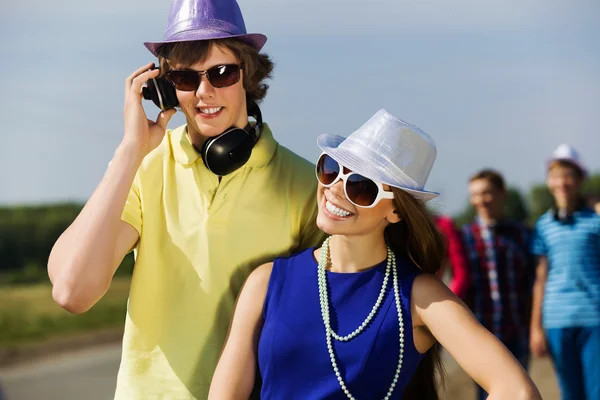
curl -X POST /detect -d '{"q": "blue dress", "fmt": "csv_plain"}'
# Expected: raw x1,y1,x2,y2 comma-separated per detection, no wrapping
258,248,426,399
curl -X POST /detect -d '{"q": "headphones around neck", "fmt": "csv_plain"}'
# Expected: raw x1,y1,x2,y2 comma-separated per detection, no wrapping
142,72,264,176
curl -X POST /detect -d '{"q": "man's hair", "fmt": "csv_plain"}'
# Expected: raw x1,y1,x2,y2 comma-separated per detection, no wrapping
548,159,585,180
469,169,506,192
157,38,274,103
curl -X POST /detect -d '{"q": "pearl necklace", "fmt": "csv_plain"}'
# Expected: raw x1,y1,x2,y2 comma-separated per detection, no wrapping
318,237,405,400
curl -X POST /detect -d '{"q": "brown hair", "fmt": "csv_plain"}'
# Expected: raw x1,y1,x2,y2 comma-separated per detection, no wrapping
548,159,585,180
157,38,274,103
384,188,446,400
469,168,506,192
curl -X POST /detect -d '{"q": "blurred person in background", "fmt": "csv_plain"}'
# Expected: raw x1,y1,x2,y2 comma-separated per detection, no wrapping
462,169,536,400
435,214,469,299
530,144,600,400
47,0,325,398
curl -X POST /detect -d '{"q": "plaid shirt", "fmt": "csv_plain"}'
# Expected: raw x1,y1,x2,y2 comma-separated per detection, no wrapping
462,219,535,348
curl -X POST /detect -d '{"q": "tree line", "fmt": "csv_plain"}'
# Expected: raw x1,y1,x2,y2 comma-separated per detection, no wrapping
1,173,598,285
0,203,133,285
452,173,600,227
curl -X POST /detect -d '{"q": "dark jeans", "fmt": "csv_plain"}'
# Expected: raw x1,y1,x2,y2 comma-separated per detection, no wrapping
546,326,600,400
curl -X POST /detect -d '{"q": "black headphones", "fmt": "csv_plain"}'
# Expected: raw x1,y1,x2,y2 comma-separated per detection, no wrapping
551,198,586,224
552,208,572,224
142,74,264,176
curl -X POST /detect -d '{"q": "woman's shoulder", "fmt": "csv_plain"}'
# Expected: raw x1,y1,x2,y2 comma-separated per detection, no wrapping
244,262,275,298
411,273,457,306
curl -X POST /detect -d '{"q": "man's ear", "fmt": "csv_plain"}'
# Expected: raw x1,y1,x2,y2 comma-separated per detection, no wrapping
387,209,402,224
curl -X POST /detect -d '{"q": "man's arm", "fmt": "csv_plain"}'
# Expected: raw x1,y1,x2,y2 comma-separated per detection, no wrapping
48,144,143,314
48,64,176,314
530,256,549,357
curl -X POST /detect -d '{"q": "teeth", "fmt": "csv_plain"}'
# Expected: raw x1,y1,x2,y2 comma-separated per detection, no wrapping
199,107,222,115
326,201,352,217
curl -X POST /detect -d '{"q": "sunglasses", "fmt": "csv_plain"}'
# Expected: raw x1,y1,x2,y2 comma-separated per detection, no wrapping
316,153,394,208
167,64,244,91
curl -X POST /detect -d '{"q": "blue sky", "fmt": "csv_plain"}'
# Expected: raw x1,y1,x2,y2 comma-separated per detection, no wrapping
1,0,599,214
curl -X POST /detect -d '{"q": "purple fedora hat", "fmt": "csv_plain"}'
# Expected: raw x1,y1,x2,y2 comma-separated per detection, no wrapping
144,0,267,57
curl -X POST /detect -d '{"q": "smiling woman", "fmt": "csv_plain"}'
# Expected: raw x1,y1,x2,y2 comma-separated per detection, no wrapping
209,109,542,400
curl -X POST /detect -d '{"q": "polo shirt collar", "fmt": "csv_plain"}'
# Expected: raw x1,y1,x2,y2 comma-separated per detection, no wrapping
171,123,277,169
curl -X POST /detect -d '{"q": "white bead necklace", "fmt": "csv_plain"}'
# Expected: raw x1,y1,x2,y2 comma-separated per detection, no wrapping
318,236,405,400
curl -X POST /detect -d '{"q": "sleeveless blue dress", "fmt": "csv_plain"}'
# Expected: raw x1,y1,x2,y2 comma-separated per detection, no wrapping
258,248,426,399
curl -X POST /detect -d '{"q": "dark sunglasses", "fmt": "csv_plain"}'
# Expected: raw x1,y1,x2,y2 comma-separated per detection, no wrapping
316,153,394,208
167,64,244,91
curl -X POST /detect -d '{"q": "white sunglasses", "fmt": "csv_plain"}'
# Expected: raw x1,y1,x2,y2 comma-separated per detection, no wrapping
316,153,395,208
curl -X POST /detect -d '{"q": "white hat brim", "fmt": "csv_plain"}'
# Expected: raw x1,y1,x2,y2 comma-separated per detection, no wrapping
317,134,439,203
547,157,588,178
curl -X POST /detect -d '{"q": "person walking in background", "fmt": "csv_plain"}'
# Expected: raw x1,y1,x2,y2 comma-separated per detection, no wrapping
530,144,600,400
47,0,325,398
462,169,536,400
435,215,469,299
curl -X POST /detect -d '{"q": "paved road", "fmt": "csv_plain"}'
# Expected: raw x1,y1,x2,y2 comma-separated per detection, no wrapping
0,345,120,400
441,351,560,400
0,345,559,399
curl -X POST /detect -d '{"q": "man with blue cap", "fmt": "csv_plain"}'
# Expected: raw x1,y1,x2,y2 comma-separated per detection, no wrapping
47,0,325,398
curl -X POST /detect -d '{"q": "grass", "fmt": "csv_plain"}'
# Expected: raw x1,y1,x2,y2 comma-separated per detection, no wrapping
0,277,131,348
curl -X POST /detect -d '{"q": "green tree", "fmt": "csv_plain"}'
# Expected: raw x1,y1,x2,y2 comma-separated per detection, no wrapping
0,203,134,285
527,184,554,224
505,188,528,224
582,173,600,197
453,187,528,228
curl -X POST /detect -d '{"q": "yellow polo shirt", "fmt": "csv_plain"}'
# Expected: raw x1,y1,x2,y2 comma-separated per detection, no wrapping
114,123,325,399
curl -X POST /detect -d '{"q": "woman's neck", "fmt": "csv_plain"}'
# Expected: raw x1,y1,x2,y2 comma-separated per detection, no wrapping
325,234,388,273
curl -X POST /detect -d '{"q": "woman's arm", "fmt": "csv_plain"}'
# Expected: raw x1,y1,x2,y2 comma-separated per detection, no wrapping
412,274,541,400
208,263,273,400
530,256,548,357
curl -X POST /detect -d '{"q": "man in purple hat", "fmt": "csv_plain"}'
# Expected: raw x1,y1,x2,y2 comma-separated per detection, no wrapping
47,0,325,398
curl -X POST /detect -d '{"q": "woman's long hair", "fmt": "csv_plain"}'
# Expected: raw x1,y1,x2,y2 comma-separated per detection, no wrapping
384,187,446,400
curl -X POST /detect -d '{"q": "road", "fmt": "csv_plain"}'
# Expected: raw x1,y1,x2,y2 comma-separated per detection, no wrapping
0,344,559,399
0,345,120,400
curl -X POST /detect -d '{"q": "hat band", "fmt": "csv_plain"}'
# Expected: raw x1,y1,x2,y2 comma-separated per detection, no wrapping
164,18,245,40
336,139,423,189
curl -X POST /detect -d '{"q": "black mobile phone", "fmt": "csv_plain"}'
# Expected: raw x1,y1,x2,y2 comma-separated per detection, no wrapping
142,69,179,110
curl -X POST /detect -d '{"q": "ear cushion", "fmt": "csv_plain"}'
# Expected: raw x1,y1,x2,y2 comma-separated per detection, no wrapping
201,128,253,176
155,78,179,110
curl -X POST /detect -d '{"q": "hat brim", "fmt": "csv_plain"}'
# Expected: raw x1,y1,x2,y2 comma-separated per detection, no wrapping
547,157,588,178
144,32,267,57
317,134,439,203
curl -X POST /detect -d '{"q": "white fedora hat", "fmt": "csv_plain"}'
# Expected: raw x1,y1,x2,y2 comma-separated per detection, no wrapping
317,109,439,202
547,143,588,177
